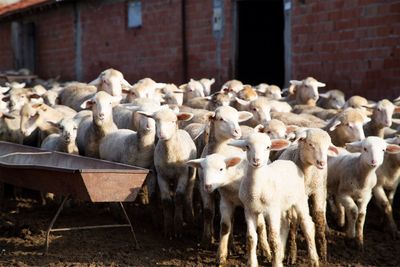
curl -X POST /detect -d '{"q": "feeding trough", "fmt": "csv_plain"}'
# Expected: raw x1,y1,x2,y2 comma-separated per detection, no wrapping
0,141,149,254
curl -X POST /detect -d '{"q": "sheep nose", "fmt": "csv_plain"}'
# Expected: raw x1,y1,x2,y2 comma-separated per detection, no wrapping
371,160,376,165
317,160,325,166
98,113,105,120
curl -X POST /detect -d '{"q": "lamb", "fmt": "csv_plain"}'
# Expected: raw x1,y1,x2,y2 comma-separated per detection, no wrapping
255,84,282,100
221,79,244,93
198,106,253,247
199,78,215,96
323,108,369,147
180,79,206,103
41,118,79,154
229,132,319,267
89,68,132,96
76,91,119,158
235,97,272,126
279,128,339,262
5,87,42,112
58,82,98,111
327,137,400,250
158,84,184,106
124,78,166,102
363,99,400,138
289,77,326,106
318,89,345,109
373,135,400,238
186,91,230,111
187,153,272,265
138,108,197,238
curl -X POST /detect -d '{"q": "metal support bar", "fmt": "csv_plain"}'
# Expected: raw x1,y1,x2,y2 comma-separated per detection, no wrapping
43,196,140,255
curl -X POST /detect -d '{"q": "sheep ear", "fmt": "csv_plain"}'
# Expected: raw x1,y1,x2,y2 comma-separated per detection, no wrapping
238,111,253,122
363,116,371,124
384,136,398,144
394,106,400,113
254,124,265,133
173,90,184,94
271,139,290,151
179,84,187,90
122,88,131,94
329,120,342,131
31,103,43,109
120,78,132,88
186,158,203,169
28,93,41,99
0,86,10,94
204,111,216,121
225,157,242,168
177,112,194,121
46,121,60,128
392,118,400,124
315,81,326,87
123,105,141,112
136,111,154,119
2,95,10,102
386,144,400,154
319,92,330,99
289,80,302,86
89,76,102,86
80,99,94,109
210,78,215,85
294,130,307,142
328,145,339,157
235,97,250,107
345,140,363,153
228,140,247,150
189,124,208,141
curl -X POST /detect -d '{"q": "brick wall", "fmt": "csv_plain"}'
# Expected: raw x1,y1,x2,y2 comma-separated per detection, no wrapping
292,0,400,100
0,21,14,70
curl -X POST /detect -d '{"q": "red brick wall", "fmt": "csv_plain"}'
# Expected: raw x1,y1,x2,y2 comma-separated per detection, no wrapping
0,21,13,71
292,0,400,100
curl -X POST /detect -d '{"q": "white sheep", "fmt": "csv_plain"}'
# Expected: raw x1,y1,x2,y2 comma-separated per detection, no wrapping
197,106,252,247
76,91,119,158
318,89,345,109
199,78,215,96
138,108,197,238
373,135,400,238
41,118,79,154
180,79,206,103
89,68,132,97
187,154,272,265
327,136,400,250
255,84,282,100
289,77,326,106
363,99,400,138
279,128,339,262
58,82,98,111
229,132,319,267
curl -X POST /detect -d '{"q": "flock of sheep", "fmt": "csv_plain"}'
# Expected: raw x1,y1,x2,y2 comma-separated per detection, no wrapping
0,68,400,267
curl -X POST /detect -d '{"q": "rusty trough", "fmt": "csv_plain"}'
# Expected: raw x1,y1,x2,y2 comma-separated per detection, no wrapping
0,141,149,254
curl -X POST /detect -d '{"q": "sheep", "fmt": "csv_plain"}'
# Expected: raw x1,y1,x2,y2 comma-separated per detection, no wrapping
343,95,369,109
292,105,339,120
199,78,215,96
186,91,230,111
323,108,369,147
279,128,339,262
76,91,119,158
235,97,271,126
271,112,327,128
89,68,132,97
289,77,326,106
318,89,345,109
255,84,282,100
158,84,184,106
229,132,319,267
137,108,197,238
5,81,25,90
327,137,400,250
4,87,42,112
198,106,253,247
41,118,79,154
58,82,98,111
123,78,166,102
0,111,23,144
363,99,400,138
187,153,272,265
180,79,206,103
221,79,244,93
373,135,400,238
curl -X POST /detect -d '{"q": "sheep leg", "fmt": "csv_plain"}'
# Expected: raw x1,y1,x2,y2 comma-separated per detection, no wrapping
310,193,327,262
245,210,259,267
334,196,345,228
174,173,189,238
295,200,319,267
217,199,234,266
266,210,284,267
339,195,358,245
355,193,372,251
373,186,398,239
200,179,215,248
279,216,290,261
157,175,174,239
286,209,298,265
184,167,196,225
257,213,272,263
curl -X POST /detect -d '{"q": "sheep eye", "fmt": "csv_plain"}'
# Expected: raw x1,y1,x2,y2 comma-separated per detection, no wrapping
267,146,270,150
219,118,224,121
382,149,386,152
73,127,78,130
267,131,271,134
363,147,367,152
252,108,257,111
219,168,223,171
246,145,250,150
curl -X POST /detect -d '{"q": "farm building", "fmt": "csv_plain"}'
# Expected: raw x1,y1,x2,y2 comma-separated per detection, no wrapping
0,0,399,99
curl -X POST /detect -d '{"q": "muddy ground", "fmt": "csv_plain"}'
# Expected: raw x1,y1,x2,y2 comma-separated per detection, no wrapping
1,193,400,267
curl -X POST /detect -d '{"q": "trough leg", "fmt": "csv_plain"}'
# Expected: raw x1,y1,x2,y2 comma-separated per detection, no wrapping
118,202,140,249
44,195,69,255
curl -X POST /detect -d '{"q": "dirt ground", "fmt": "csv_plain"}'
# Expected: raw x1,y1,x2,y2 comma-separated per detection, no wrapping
1,194,400,267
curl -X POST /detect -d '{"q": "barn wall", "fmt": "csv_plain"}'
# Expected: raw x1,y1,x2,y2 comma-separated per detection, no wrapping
0,21,13,70
291,0,400,100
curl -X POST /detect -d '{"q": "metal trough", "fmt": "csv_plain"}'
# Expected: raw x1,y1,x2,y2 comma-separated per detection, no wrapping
0,141,149,254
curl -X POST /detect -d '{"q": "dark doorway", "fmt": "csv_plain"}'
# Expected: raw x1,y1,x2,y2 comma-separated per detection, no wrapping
11,21,36,72
236,0,284,87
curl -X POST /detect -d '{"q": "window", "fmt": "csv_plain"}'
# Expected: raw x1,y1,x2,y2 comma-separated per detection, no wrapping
127,1,142,28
